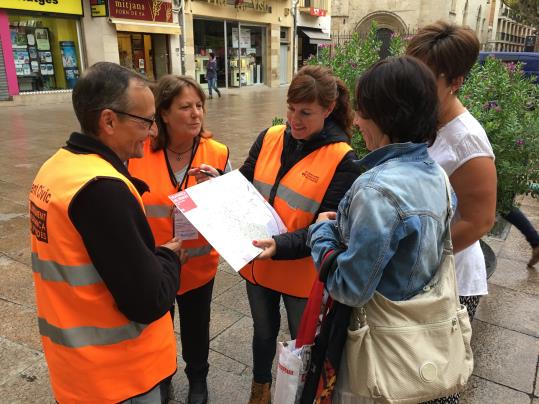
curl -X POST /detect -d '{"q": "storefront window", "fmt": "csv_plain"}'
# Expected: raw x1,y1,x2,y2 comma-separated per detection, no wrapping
117,32,170,81
193,19,225,88
8,14,80,92
194,18,266,89
227,23,265,87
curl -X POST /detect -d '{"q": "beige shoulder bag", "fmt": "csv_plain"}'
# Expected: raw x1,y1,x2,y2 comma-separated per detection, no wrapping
337,172,474,404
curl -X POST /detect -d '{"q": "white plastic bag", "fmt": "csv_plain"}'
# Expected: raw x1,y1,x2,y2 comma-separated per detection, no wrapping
273,339,311,404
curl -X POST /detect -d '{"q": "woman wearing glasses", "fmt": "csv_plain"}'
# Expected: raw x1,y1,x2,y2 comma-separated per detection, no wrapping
129,75,230,404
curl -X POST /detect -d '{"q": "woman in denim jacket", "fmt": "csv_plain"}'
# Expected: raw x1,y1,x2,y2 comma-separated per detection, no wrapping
306,57,455,402
309,56,453,308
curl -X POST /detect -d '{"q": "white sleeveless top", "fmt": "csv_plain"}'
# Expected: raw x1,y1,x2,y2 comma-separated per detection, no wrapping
428,110,495,296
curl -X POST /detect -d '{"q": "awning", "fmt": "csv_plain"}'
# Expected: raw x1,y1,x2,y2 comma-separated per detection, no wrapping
110,18,181,35
300,28,331,45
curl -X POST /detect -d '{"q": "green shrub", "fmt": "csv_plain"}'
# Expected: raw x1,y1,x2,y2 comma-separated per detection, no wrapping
305,24,539,215
459,57,539,214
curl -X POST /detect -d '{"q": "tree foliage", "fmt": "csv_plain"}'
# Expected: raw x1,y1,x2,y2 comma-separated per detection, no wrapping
305,24,539,215
503,0,539,30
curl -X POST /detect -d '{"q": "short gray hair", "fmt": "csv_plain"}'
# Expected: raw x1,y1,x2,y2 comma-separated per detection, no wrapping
72,62,148,136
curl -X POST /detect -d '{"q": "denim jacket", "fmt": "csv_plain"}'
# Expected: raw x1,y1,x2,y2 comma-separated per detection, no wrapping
307,142,454,308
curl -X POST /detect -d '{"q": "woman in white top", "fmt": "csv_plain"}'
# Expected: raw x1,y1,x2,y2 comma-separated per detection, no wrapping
407,21,497,321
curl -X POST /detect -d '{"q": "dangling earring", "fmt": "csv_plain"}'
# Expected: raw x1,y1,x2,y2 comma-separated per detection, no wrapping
450,89,454,95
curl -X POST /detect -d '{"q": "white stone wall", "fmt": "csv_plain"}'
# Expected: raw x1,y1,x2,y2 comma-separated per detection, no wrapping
330,0,490,45
80,1,182,74
81,0,119,66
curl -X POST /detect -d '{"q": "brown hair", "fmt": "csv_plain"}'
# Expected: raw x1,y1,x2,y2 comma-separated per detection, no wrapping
152,75,206,151
287,65,353,137
355,56,439,146
406,21,479,84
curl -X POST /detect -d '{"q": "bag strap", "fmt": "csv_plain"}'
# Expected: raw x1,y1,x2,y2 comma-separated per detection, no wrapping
441,170,454,249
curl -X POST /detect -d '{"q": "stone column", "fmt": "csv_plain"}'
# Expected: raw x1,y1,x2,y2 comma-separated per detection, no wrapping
268,23,280,88
183,13,196,79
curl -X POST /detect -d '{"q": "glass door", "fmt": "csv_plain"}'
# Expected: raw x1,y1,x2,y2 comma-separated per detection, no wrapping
193,19,225,88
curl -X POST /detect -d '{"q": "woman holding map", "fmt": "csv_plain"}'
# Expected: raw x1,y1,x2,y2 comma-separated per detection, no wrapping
238,65,359,403
129,75,230,404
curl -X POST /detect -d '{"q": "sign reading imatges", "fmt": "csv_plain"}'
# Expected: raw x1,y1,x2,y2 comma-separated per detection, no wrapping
2,0,83,16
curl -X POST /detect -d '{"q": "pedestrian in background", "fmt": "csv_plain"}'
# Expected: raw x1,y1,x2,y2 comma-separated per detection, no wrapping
129,75,230,404
502,205,539,267
29,62,182,403
206,52,221,99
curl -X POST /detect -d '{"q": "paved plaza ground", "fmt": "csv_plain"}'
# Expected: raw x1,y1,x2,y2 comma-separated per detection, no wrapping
0,86,537,403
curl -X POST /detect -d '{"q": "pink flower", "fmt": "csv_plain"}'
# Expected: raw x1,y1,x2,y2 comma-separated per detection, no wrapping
505,62,516,73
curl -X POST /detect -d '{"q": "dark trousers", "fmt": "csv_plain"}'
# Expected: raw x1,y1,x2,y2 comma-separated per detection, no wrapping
246,282,307,383
171,278,214,383
120,378,171,403
502,207,539,248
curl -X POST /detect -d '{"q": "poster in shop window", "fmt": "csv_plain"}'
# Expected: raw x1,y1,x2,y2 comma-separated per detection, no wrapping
31,61,39,73
28,47,37,60
10,29,27,49
38,52,52,63
27,33,35,46
35,28,50,51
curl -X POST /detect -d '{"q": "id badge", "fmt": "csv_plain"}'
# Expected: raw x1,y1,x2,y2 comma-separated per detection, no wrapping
174,207,198,240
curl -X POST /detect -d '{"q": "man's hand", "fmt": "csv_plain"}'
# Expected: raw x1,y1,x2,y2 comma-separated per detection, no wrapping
253,238,276,260
316,211,337,223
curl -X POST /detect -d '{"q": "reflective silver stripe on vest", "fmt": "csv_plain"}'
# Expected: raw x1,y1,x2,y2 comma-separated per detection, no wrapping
276,184,320,215
253,180,272,199
145,204,171,218
186,244,213,258
38,317,148,348
32,253,102,286
252,180,320,215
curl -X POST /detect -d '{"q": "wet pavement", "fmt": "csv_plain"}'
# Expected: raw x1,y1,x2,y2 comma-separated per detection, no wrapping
0,86,537,403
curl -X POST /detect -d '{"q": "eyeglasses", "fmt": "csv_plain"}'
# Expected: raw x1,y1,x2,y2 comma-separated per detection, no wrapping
110,108,156,129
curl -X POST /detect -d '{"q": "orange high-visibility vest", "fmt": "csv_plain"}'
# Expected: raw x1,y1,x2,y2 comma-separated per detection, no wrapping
240,125,352,298
129,137,229,294
29,149,176,404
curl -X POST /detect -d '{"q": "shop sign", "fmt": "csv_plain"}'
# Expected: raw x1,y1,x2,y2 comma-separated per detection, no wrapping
310,7,326,16
108,0,173,23
90,0,107,17
200,0,269,13
1,0,83,16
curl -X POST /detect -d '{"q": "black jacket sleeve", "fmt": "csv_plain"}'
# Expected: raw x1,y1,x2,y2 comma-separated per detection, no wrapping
239,129,268,182
69,178,180,324
272,150,360,260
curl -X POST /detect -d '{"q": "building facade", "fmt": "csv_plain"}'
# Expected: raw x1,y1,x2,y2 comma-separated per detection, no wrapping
295,0,331,69
485,0,537,51
0,0,182,101
0,0,85,100
82,0,182,81
331,0,490,46
183,0,293,89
